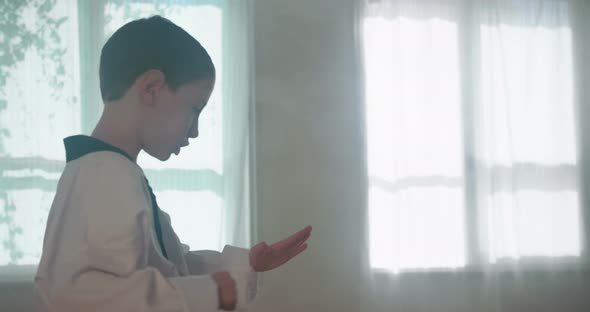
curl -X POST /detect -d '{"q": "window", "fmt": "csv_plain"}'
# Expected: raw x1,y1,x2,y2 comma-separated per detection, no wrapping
0,0,251,268
363,0,580,272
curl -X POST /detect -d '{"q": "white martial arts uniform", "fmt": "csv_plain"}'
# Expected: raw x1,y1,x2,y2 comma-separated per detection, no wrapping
35,135,258,311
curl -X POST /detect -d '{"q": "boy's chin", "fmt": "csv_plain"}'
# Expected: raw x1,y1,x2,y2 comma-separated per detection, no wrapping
160,152,174,161
145,150,172,161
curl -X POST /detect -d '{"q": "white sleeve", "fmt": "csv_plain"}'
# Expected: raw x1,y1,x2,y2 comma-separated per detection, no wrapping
40,154,220,312
184,249,223,275
184,246,259,309
220,245,259,308
186,245,259,309
184,246,250,275
48,266,219,312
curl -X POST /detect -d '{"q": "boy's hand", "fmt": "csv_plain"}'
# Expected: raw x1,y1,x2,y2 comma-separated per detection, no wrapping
249,225,312,272
211,271,237,311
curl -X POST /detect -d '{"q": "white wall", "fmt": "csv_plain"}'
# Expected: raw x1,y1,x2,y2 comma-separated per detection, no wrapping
249,0,366,311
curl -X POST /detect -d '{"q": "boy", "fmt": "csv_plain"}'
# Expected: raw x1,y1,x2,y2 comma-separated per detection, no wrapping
34,16,312,311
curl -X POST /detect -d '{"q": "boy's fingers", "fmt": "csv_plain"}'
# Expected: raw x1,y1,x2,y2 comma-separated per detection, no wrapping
273,243,309,270
212,271,237,311
212,271,231,281
273,226,312,252
276,231,311,257
285,242,308,262
219,283,237,311
291,243,308,258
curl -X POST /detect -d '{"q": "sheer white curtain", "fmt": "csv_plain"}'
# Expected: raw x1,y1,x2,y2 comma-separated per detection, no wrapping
359,0,587,310
0,0,253,277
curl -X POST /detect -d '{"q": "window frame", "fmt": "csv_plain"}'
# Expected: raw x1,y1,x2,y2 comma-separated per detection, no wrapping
363,1,589,274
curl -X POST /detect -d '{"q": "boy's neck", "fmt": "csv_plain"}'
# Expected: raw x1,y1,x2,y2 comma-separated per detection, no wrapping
91,105,142,162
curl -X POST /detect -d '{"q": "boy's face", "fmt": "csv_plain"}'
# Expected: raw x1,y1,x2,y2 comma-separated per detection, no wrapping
140,77,215,161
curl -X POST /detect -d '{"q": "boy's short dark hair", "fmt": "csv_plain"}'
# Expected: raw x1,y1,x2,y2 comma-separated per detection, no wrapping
99,15,215,102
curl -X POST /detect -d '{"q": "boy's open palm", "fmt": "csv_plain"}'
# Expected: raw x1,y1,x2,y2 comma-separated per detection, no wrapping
249,225,312,272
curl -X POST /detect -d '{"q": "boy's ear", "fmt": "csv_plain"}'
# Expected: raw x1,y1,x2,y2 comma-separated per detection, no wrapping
137,70,166,106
